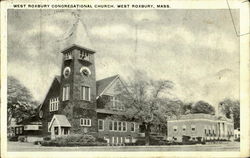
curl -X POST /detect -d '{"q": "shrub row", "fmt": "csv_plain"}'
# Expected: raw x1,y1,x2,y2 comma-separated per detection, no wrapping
40,134,107,147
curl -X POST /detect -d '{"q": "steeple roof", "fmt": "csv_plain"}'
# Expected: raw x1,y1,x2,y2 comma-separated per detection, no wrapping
61,18,94,53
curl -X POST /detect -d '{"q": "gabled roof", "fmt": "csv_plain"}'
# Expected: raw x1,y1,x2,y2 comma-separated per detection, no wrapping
39,76,61,111
49,115,71,129
55,75,61,83
96,75,119,98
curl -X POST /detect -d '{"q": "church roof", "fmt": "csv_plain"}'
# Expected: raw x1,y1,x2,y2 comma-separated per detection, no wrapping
60,19,94,53
96,75,119,98
55,75,61,82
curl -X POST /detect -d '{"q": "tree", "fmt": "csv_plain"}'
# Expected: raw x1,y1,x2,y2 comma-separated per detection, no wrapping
180,102,193,115
191,101,215,115
7,76,37,127
219,98,240,129
117,71,177,145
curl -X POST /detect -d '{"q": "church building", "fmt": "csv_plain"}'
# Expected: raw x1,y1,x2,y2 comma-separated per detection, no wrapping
38,19,140,144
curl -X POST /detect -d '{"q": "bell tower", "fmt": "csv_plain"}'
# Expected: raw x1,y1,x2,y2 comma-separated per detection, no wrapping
59,19,97,134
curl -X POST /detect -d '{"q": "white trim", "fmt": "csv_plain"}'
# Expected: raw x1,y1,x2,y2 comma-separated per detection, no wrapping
168,118,232,123
96,75,120,99
80,118,92,127
81,86,91,101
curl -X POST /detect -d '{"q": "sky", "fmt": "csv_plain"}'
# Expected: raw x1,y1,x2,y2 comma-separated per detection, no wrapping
7,9,239,109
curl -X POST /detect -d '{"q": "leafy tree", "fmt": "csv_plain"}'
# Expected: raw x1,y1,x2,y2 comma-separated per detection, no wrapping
191,101,215,115
219,98,240,129
181,102,193,115
117,71,177,145
7,76,37,126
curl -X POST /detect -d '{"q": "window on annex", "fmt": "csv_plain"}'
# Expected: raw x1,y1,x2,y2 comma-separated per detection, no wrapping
182,125,186,131
131,122,135,132
62,85,70,101
110,96,125,111
81,86,90,101
98,119,104,131
114,121,118,131
173,126,177,132
109,121,113,131
191,125,196,131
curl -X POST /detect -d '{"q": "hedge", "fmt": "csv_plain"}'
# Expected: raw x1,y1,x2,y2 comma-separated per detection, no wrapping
40,134,107,147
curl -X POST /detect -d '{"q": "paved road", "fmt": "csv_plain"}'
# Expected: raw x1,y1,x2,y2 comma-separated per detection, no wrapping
7,141,239,152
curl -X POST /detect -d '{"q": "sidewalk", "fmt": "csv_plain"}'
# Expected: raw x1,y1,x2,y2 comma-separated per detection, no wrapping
7,141,240,152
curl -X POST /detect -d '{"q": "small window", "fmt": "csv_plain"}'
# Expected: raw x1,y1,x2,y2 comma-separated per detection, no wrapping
191,125,196,131
54,127,58,135
81,86,91,101
173,126,177,132
64,128,68,135
131,122,135,132
98,119,104,131
62,86,70,101
182,125,186,131
80,118,91,126
204,129,207,134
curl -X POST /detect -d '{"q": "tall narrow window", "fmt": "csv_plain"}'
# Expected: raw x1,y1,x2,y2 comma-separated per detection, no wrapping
109,121,113,131
49,97,59,112
62,86,70,101
123,122,127,132
114,121,118,131
118,122,122,131
81,86,90,101
131,122,135,132
98,119,104,131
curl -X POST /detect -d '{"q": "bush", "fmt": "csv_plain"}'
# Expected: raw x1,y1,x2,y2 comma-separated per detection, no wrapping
43,136,51,141
18,136,26,142
235,137,240,142
33,141,41,145
8,136,18,141
40,134,106,147
135,139,146,145
96,137,107,143
124,142,135,146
